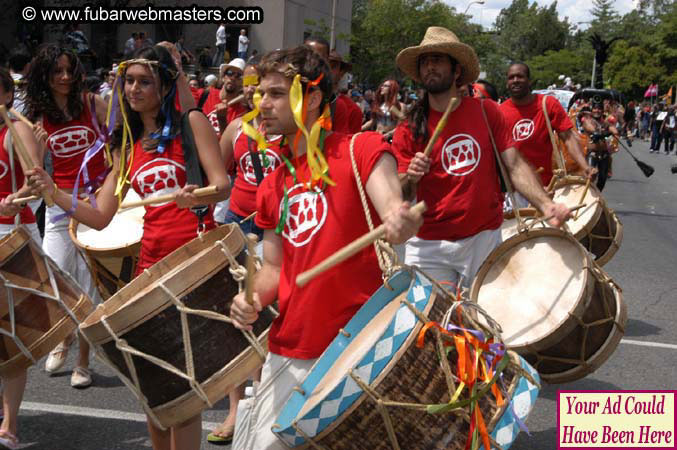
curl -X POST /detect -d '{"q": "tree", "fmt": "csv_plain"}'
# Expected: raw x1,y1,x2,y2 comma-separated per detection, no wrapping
606,40,665,99
493,0,571,62
350,0,475,86
527,49,592,89
589,0,620,35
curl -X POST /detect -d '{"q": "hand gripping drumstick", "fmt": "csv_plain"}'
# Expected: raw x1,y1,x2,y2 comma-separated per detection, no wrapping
296,201,427,287
0,106,55,206
119,185,219,209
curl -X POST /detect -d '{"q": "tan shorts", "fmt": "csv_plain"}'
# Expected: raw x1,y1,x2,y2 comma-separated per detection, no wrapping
232,352,317,450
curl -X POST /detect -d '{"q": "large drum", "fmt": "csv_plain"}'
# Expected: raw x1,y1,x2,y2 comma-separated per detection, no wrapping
551,176,623,266
80,224,275,429
69,190,145,299
274,269,540,449
471,228,626,384
501,208,551,241
0,226,93,376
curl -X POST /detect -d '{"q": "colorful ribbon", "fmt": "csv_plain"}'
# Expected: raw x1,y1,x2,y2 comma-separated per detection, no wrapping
289,74,334,188
417,311,510,450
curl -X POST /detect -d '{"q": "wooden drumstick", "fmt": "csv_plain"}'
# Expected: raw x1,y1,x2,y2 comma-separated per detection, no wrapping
530,203,586,228
9,107,33,128
574,178,591,220
11,195,40,205
401,97,461,198
296,201,427,287
228,94,245,106
0,106,54,206
535,167,544,174
119,185,218,209
423,97,460,158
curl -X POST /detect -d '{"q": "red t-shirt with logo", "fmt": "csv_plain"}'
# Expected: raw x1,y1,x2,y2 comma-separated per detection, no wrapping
200,88,247,136
255,131,390,359
230,127,285,218
129,137,215,274
42,94,106,189
500,94,573,185
333,94,363,134
0,125,35,225
392,97,513,241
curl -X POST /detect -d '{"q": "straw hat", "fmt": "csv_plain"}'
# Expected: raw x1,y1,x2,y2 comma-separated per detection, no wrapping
396,26,480,85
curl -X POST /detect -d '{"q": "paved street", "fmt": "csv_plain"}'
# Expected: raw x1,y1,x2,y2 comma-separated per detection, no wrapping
12,138,677,449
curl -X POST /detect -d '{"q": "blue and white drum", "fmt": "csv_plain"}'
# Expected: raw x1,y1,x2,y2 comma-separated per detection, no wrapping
273,269,540,450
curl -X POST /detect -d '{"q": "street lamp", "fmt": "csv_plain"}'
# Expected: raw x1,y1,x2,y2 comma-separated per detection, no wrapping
463,0,485,15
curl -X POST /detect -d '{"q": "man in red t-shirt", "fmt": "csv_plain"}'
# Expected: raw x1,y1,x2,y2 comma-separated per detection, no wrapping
392,27,571,291
200,58,247,136
500,62,594,190
328,50,363,134
228,45,422,450
305,37,362,134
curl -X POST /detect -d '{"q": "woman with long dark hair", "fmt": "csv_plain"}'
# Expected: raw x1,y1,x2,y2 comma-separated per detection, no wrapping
0,66,44,450
27,43,229,450
25,44,109,388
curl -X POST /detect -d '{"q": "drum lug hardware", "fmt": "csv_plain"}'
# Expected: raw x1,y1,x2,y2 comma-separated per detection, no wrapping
339,328,351,338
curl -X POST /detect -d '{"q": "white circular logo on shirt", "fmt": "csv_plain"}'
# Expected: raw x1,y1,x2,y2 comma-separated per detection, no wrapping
0,160,8,180
280,184,327,248
48,125,96,158
441,134,481,176
239,149,282,185
131,158,184,206
512,119,534,141
207,111,220,133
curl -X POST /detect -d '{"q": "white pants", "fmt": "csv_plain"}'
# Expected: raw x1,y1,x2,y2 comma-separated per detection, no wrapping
0,223,41,244
404,228,502,292
232,353,317,450
43,205,101,304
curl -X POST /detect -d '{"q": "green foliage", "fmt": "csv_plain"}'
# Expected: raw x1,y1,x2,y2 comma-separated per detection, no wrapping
350,0,477,86
605,40,665,98
527,49,592,89
494,0,572,62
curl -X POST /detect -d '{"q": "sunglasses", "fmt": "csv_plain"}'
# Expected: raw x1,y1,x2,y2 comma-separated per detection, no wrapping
224,70,242,78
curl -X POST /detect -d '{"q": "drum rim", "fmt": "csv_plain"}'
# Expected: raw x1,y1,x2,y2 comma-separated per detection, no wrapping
470,227,594,351
592,209,623,267
551,177,604,239
79,223,245,343
539,279,626,383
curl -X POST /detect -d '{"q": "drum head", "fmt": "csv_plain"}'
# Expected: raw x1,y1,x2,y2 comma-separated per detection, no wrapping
75,190,144,251
472,229,589,351
552,179,602,238
500,209,550,241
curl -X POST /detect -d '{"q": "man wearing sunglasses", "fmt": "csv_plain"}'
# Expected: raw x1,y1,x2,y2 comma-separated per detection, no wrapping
199,57,248,137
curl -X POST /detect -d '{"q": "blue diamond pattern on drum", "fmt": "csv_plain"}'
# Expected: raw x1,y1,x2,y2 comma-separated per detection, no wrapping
490,357,541,449
282,272,433,446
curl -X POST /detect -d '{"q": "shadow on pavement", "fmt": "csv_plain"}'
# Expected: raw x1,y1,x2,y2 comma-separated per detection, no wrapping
539,377,623,401
511,426,557,449
623,318,662,338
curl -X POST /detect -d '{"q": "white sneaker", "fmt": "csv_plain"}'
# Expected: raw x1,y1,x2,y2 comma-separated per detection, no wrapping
70,367,92,389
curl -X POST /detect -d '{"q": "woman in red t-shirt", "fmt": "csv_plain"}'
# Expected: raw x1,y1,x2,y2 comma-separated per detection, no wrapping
27,45,229,450
0,67,44,450
25,44,110,388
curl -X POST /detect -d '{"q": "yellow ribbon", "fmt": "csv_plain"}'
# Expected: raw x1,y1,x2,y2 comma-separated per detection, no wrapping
112,62,137,205
243,74,259,87
241,89,269,151
289,74,334,187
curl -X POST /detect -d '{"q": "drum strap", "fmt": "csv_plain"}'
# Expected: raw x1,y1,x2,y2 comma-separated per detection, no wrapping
247,136,265,185
479,100,526,231
542,95,568,175
180,109,209,223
